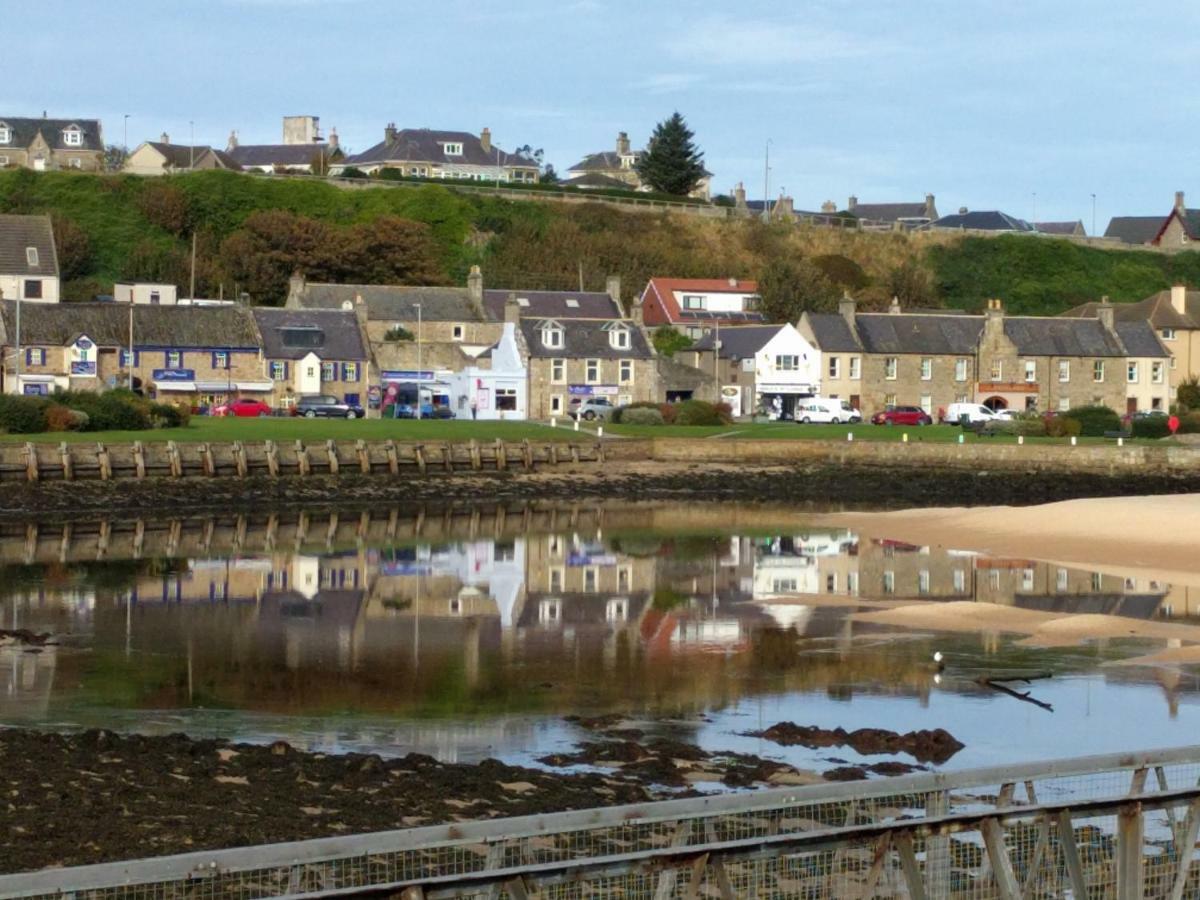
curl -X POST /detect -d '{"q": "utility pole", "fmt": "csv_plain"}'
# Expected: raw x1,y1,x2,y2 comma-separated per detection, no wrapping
189,232,197,301
1091,193,1097,238
14,289,21,394
189,120,195,169
415,302,423,420
763,140,772,223
578,260,584,292
127,302,134,389
123,114,129,158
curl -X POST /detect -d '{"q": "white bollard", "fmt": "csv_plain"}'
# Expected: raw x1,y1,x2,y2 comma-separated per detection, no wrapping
846,431,853,442
1118,437,1124,447
958,433,964,444
1070,436,1077,446
598,426,604,438
1018,435,1024,446
551,417,557,428
574,418,580,432
902,432,909,443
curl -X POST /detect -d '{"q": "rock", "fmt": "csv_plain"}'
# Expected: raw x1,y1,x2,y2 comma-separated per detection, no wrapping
746,723,965,764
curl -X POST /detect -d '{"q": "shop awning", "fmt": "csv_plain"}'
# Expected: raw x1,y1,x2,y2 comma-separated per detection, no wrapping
195,381,237,391
154,381,197,392
18,375,57,384
236,381,274,392
757,384,816,394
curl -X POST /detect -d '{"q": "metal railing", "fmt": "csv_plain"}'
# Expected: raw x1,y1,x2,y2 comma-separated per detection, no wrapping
3,745,1199,898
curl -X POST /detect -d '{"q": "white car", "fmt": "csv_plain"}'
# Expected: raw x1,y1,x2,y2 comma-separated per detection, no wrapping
794,398,862,424
995,409,1022,421
943,402,998,424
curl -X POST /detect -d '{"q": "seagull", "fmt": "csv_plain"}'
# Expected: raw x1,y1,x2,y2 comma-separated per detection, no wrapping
933,651,945,672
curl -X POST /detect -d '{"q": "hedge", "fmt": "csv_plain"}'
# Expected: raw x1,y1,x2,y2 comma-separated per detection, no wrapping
1061,405,1121,437
620,407,665,426
1131,416,1171,439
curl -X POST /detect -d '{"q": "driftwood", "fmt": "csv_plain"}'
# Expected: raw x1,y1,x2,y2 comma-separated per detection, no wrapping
977,673,1054,712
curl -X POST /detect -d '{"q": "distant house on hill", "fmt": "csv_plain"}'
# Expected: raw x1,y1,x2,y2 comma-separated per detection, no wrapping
0,115,103,171
124,135,240,175
845,194,938,227
1035,221,1086,237
1151,191,1200,248
927,209,1035,233
226,115,340,174
1104,216,1163,245
566,131,712,200
333,125,538,183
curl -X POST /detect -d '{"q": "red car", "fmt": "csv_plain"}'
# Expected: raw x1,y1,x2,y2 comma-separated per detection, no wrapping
212,398,273,418
871,405,933,426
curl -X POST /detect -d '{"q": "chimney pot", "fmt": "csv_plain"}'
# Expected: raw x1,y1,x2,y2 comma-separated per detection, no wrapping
605,275,622,313
839,292,856,325
1171,284,1188,315
959,206,969,215
1097,295,1115,331
616,131,631,156
847,195,858,211
385,122,397,143
161,132,170,144
327,128,339,151
1177,191,1187,212
733,182,747,208
480,127,491,153
504,291,521,326
467,265,483,307
821,200,836,214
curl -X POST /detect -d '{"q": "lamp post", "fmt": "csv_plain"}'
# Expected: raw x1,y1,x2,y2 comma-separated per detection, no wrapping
189,120,195,169
123,114,129,156
415,302,422,420
1091,193,1097,238
763,139,772,223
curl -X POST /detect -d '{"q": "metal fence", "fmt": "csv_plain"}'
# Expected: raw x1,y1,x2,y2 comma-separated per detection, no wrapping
3,745,1200,899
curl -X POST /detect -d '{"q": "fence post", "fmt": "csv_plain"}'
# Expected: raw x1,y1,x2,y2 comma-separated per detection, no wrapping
325,440,339,475
1116,802,1145,900
264,440,279,477
59,442,73,481
232,441,247,477
132,441,146,479
495,439,507,470
96,442,111,480
295,440,310,476
167,441,182,477
385,440,399,475
356,439,370,473
200,443,215,477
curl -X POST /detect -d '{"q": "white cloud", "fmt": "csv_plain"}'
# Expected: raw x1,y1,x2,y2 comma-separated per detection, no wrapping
637,72,705,94
668,14,896,66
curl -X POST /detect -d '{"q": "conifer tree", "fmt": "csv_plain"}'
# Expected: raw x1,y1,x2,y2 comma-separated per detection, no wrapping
635,112,707,196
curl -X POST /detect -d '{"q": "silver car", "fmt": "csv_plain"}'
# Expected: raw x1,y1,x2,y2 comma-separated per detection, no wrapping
568,397,615,421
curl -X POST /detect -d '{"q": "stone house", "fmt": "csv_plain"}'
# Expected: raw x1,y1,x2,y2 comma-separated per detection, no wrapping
0,301,268,404
845,194,938,228
226,116,340,175
0,214,60,303
563,131,712,199
685,323,819,418
334,125,538,182
123,138,240,175
1151,192,1200,249
0,116,104,171
1104,216,1163,245
796,297,866,409
926,209,1035,233
1035,221,1087,237
252,307,370,410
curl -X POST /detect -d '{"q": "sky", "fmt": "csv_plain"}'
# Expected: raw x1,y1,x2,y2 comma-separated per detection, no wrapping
3,0,1196,229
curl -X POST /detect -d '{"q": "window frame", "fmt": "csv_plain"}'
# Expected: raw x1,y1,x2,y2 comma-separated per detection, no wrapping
1023,359,1036,383
1127,361,1139,384
321,361,336,382
550,358,566,384
920,357,932,380
955,357,968,382
619,359,633,384
828,356,840,378
165,350,184,369
211,351,230,370
1093,360,1105,382
884,357,898,380
585,358,601,384
1058,359,1070,382
63,128,83,147
849,356,861,379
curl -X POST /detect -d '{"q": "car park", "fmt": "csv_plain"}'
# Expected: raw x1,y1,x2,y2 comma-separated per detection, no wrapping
871,405,933,426
568,397,615,421
212,398,272,418
794,398,862,424
292,395,364,419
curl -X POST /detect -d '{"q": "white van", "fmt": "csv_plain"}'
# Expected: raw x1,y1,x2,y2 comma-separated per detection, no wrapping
794,398,862,424
943,402,998,424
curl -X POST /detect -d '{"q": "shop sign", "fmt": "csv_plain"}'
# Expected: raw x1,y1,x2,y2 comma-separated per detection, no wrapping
70,361,97,377
382,370,435,381
153,368,196,381
568,384,618,396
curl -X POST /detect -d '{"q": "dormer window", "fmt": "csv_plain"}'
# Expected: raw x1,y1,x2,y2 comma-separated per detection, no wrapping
441,142,463,156
25,247,38,267
0,124,10,144
63,126,82,147
540,321,564,349
609,326,630,350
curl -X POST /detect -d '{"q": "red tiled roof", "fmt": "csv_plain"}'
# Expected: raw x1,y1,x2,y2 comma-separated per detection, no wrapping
640,277,760,326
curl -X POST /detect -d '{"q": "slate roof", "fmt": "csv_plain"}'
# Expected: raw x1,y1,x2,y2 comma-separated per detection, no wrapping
1103,216,1164,245
568,150,641,173
291,283,490,322
1155,209,1200,242
519,318,653,359
1114,321,1170,358
343,130,538,169
1002,317,1124,357
855,314,983,355
1035,221,1084,235
691,325,785,358
143,142,240,170
929,211,1034,232
802,313,863,352
558,172,637,191
0,301,261,348
850,202,929,222
252,308,367,360
1063,291,1200,330
0,214,58,277
0,116,102,151
227,144,333,167
482,289,621,320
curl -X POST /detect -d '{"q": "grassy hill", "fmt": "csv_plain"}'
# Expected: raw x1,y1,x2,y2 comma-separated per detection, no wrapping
2,168,1199,314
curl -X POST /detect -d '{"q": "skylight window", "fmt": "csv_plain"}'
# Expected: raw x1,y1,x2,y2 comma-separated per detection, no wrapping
565,298,579,308
25,247,38,267
516,297,530,307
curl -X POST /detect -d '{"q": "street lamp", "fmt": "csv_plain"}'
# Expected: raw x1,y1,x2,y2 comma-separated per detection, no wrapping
123,114,130,154
1091,193,1097,238
415,302,423,420
189,120,195,169
763,139,772,223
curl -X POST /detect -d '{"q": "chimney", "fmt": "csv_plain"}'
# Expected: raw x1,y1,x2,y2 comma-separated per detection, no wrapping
384,122,397,143
959,206,969,215
1176,191,1186,212
821,200,836,214
983,297,1005,340
226,130,238,150
1171,285,1188,315
839,291,856,326
1097,295,1115,332
616,131,631,155
847,195,858,212
888,296,901,315
733,182,747,208
352,291,368,330
774,194,795,220
286,271,307,307
160,132,170,144
327,128,339,151
504,291,521,326
924,193,936,219
605,275,623,313
480,127,491,154
629,297,644,327
467,264,484,309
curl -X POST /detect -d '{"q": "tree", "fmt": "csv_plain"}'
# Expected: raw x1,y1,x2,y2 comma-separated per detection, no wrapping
885,259,937,308
652,326,694,357
541,163,559,185
635,112,706,196
136,181,190,236
51,215,93,281
1177,376,1200,412
757,257,838,323
104,144,128,172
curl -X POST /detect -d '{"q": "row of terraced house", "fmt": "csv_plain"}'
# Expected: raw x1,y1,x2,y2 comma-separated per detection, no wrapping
0,212,1187,419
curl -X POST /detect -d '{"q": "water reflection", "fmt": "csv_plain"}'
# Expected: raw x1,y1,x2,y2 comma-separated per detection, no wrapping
1,504,1199,770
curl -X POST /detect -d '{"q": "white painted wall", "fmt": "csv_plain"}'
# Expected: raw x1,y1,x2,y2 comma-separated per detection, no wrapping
114,283,178,305
0,274,60,303
294,352,321,395
672,289,758,314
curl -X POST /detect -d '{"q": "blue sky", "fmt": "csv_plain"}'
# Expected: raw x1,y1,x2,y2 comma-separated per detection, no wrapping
3,0,1194,228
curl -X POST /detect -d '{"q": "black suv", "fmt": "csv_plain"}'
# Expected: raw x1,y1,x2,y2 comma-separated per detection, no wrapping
293,394,364,419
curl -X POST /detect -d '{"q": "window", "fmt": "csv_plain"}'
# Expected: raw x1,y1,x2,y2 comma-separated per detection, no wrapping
849,356,861,379
884,393,897,407
773,578,798,593
1091,572,1103,592
953,569,966,592
585,359,600,383
166,350,183,369
682,294,705,310
120,350,139,367
25,247,38,267
617,566,631,593
550,358,565,383
541,324,563,349
23,280,42,299
884,357,898,380
321,362,336,382
342,362,360,381
441,142,463,156
270,361,288,381
583,567,598,593
212,351,229,370
990,359,1003,381
828,356,840,378
548,567,564,592
307,366,317,379
882,571,895,594
606,598,628,623
776,354,800,371
26,348,45,366
63,128,82,147
989,570,1001,590
920,357,932,380
955,358,968,382
1152,362,1165,384
496,388,517,410
825,573,837,593
918,570,930,594
1162,328,1176,341
0,126,9,144
452,324,464,341
1127,362,1139,383
619,360,633,383
1058,397,1071,411
1024,360,1036,383
538,599,561,625
1058,360,1070,382
280,327,324,349
1056,568,1068,591
1022,568,1035,591
550,394,564,415
609,327,630,350
1093,360,1105,382
847,572,858,595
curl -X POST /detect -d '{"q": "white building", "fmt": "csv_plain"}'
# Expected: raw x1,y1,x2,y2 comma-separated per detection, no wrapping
113,282,179,305
685,323,820,419
0,214,60,304
445,322,528,420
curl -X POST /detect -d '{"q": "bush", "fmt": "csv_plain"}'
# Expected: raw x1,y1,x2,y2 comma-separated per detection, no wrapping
45,404,80,432
1176,377,1200,412
612,401,664,424
982,418,1047,437
1177,411,1200,434
673,399,729,426
658,402,678,424
149,402,190,429
1046,416,1083,438
52,389,151,432
620,407,665,426
0,395,49,434
1132,416,1171,439
1061,404,1120,437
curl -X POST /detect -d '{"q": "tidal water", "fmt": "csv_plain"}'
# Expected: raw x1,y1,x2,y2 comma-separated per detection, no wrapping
2,502,1198,777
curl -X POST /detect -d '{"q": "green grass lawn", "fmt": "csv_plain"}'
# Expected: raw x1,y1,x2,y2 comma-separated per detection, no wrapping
0,416,580,445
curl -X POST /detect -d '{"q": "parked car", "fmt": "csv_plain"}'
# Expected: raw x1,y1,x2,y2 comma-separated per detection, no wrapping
212,398,272,418
942,402,999,424
292,394,365,419
568,397,615,421
871,405,933,426
794,398,862,424
1120,408,1168,427
995,409,1022,421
